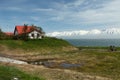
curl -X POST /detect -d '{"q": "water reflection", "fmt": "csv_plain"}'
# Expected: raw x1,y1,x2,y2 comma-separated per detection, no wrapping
28,61,82,69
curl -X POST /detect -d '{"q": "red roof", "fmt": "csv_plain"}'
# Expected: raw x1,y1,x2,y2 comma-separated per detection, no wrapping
4,32,14,36
15,26,34,35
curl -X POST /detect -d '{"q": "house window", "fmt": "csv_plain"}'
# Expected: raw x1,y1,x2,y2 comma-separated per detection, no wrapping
37,34,40,38
31,34,34,37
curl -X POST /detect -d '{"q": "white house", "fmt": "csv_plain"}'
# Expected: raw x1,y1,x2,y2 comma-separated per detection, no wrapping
14,25,44,39
28,30,43,39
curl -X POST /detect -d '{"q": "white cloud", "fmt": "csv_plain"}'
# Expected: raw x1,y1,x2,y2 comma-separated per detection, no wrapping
7,7,22,11
50,16,64,21
0,7,22,11
81,0,120,24
67,0,85,8
30,16,40,21
50,0,120,25
33,8,53,12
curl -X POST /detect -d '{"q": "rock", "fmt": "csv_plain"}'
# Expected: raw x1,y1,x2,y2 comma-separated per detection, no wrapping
0,57,27,64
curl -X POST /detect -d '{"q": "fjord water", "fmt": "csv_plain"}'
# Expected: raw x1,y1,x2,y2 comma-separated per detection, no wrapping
65,39,120,47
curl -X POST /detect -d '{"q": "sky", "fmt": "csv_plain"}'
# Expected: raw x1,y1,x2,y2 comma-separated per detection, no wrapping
0,0,120,38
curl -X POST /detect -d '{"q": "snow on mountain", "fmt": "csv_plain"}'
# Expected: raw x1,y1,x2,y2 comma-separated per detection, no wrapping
46,28,120,38
47,30,89,37
89,29,101,34
102,28,120,34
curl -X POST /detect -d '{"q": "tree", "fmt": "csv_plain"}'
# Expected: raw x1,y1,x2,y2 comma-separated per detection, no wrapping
22,24,28,41
35,26,45,38
0,28,3,39
0,28,6,40
36,26,45,34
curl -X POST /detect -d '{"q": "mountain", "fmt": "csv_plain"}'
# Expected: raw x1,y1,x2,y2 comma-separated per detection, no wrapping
102,28,120,34
46,28,120,39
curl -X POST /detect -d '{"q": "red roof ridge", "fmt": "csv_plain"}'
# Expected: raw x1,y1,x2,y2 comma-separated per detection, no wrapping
15,25,35,35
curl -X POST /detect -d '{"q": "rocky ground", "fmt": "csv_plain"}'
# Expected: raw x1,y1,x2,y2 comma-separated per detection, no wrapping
0,56,27,64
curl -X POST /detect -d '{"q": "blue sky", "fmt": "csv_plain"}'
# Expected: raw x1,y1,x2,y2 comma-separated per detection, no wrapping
0,0,120,34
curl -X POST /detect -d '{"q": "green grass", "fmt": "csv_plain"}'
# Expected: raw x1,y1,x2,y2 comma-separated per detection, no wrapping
58,48,120,79
0,37,70,49
78,46,120,51
0,65,45,80
0,37,73,54
78,46,108,49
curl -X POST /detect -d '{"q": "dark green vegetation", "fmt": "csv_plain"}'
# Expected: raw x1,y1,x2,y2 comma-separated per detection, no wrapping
0,65,44,80
0,29,12,40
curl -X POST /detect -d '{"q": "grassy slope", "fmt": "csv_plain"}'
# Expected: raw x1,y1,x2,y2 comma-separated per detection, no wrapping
0,37,75,54
0,64,44,80
0,37,70,48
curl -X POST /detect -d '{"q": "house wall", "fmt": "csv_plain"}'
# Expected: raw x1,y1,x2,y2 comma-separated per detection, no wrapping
28,30,42,39
14,28,18,36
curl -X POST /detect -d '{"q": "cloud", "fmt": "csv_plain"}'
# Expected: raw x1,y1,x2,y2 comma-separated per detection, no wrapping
5,7,22,11
0,6,22,11
65,0,85,8
50,16,64,21
49,0,120,26
33,8,53,12
30,16,40,21
1,0,120,33
80,0,120,24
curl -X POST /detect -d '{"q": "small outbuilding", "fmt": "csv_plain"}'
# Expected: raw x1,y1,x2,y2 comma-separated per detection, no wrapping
4,32,14,36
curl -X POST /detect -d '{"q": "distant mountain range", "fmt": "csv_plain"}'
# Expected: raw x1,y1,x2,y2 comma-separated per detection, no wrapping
47,28,120,39
102,28,120,34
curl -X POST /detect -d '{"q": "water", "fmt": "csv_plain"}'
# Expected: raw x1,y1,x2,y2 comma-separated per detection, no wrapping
65,39,120,47
28,61,81,69
43,62,81,68
60,63,81,68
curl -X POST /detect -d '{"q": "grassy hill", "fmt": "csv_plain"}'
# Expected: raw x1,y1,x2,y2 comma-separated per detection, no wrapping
0,37,77,55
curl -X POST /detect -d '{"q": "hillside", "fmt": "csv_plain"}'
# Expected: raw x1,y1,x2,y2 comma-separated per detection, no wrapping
0,37,77,55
